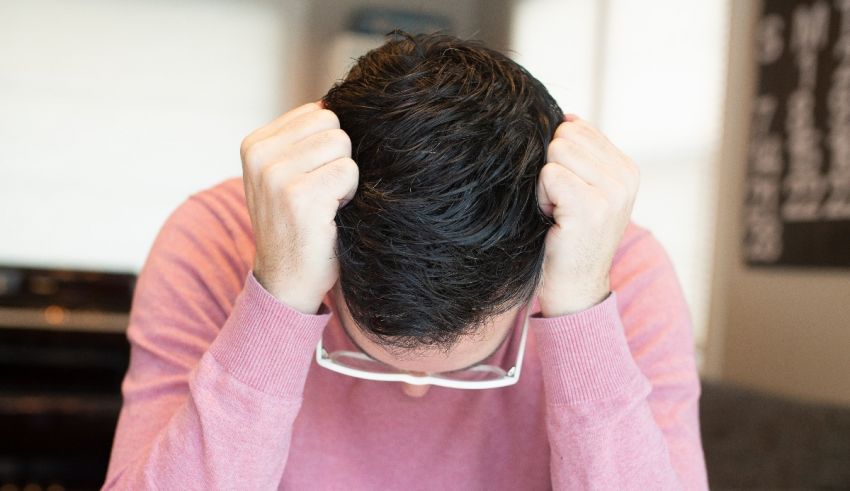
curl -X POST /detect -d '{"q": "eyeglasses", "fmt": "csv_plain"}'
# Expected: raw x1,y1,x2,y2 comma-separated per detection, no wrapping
315,300,532,390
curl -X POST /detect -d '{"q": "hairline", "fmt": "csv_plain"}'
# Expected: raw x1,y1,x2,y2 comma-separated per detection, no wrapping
332,293,519,374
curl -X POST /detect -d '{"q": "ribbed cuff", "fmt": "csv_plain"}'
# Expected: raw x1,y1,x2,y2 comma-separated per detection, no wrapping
208,270,332,398
531,291,642,405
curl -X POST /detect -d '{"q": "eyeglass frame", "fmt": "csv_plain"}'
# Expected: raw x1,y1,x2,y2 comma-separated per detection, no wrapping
315,299,533,390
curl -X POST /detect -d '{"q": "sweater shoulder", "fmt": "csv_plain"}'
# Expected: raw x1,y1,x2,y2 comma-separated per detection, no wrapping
611,220,663,269
126,176,254,356
609,220,680,295
187,176,248,222
185,176,255,262
609,219,687,317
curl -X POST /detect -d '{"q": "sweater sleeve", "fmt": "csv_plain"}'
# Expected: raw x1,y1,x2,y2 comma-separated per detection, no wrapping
531,228,708,490
102,195,332,490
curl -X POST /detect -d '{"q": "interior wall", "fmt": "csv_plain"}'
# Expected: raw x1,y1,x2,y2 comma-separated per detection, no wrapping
292,0,505,103
705,0,850,407
0,0,307,273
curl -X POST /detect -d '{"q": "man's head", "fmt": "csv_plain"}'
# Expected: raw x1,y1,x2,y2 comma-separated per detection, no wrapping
322,32,563,393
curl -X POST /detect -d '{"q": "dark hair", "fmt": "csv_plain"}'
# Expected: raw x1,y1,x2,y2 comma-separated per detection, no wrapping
323,31,563,354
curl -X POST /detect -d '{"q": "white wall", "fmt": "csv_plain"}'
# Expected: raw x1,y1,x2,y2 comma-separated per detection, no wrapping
0,0,307,273
510,0,603,119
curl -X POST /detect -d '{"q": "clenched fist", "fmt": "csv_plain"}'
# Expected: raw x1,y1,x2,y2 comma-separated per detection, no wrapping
240,102,359,314
537,114,640,317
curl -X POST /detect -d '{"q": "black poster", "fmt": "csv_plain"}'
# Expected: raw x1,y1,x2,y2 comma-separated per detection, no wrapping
746,0,850,267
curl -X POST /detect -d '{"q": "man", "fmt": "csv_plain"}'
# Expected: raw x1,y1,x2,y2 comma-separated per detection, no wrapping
104,33,708,489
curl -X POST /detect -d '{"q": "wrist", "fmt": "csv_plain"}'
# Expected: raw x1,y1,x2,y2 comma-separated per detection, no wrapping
539,277,611,318
273,293,323,316
252,270,324,315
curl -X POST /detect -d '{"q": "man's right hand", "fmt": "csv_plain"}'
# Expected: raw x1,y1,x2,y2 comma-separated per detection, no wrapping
239,102,358,314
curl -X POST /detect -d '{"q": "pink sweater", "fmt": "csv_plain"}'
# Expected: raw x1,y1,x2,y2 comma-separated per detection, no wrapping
103,177,708,490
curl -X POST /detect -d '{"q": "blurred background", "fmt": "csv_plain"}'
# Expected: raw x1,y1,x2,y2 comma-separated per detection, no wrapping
0,0,848,489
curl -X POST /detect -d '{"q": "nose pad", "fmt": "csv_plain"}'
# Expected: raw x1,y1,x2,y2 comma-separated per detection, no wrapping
401,382,431,398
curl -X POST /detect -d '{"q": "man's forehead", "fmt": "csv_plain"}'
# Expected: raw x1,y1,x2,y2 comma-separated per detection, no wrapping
330,288,518,373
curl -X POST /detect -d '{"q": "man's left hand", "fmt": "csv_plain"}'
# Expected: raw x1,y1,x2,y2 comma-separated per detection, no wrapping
536,114,640,317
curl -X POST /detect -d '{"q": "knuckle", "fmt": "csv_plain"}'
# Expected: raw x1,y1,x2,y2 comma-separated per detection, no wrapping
340,158,359,181
316,128,351,155
323,158,358,185
553,122,570,139
239,136,253,161
547,137,569,156
576,123,595,137
321,164,346,188
548,136,565,148
260,163,286,191
540,162,566,185
242,140,268,168
540,161,558,179
563,135,582,149
240,136,257,163
328,128,351,150
317,109,341,129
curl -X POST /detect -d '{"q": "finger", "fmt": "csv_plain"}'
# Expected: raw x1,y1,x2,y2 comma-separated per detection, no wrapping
244,102,322,148
537,162,592,219
553,120,611,161
556,118,624,154
279,108,343,146
554,117,615,149
553,121,629,181
263,129,351,184
304,157,360,211
288,127,351,172
547,137,614,188
549,123,608,162
554,120,599,143
244,109,340,167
